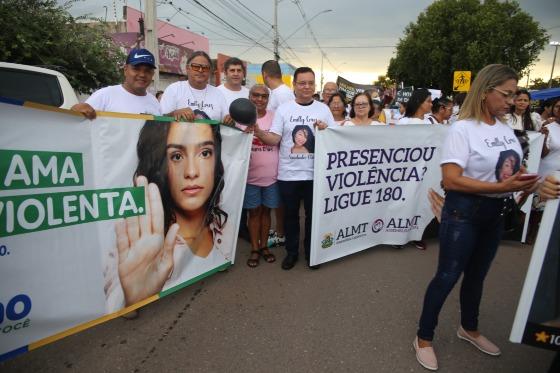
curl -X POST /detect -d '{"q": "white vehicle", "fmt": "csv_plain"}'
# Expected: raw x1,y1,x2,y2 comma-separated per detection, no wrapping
0,62,79,109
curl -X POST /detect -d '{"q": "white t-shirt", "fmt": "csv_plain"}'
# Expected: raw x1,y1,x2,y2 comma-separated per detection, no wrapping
538,122,560,178
342,120,385,126
270,100,336,181
85,85,161,115
160,81,228,121
441,118,522,197
505,112,543,131
267,84,295,111
397,117,429,125
217,84,249,107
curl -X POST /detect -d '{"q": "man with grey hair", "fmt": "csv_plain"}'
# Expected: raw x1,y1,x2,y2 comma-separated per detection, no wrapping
321,81,338,103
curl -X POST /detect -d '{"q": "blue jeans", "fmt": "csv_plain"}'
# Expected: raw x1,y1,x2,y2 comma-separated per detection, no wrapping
417,191,505,341
278,180,313,260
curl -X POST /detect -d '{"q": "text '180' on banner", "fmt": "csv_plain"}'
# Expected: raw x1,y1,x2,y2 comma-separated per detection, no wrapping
310,125,447,266
0,101,251,361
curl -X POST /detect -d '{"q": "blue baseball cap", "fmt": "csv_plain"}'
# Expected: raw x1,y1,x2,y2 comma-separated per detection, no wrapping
126,48,157,69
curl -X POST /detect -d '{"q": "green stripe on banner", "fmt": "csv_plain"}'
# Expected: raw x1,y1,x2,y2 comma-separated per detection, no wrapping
0,186,145,237
159,262,232,297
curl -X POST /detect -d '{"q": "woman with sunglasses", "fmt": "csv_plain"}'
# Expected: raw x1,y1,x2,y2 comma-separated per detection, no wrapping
413,65,540,371
342,92,384,126
160,51,233,125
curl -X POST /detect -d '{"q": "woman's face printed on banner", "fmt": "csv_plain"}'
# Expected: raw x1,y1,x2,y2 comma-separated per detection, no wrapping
166,122,216,215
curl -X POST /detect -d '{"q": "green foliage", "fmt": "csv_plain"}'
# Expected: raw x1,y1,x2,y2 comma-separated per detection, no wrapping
373,75,395,88
0,0,125,93
387,0,549,94
529,77,560,90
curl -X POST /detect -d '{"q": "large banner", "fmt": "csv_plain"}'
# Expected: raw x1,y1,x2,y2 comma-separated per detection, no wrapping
0,101,251,361
310,125,448,265
511,172,560,351
336,76,377,103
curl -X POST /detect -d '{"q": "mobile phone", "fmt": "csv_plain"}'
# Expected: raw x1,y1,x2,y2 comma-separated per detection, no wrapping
518,173,539,180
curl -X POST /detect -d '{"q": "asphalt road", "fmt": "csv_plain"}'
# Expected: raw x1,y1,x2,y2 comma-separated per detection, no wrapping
1,237,555,373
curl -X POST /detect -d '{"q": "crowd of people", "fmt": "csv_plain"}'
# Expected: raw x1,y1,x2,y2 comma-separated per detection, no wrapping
70,47,560,370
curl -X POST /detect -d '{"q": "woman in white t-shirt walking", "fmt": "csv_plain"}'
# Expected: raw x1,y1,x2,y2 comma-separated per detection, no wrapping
413,64,540,371
397,88,432,125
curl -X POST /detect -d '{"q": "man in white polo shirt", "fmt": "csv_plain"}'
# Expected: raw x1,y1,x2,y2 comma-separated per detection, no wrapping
71,48,161,118
217,57,249,106
254,67,335,270
261,60,294,111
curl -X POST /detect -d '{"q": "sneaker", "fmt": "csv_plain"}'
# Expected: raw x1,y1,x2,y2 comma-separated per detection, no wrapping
412,240,427,250
413,336,438,371
267,231,286,248
457,326,501,356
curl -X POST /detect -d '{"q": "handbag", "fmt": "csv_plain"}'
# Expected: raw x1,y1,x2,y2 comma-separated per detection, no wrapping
503,196,523,232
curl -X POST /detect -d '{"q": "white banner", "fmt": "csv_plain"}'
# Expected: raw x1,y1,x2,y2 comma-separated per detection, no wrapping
0,102,251,360
310,125,448,265
511,172,560,350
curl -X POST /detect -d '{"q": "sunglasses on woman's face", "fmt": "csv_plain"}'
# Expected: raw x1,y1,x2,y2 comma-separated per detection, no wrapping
189,63,210,72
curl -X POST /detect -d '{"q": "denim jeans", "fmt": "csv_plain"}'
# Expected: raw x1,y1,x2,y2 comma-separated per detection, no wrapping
417,191,505,341
278,180,313,260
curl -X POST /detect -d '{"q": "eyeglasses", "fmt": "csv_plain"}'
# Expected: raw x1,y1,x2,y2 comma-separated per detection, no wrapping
251,92,269,99
354,102,369,108
189,63,211,72
492,87,515,100
295,81,315,87
323,89,337,94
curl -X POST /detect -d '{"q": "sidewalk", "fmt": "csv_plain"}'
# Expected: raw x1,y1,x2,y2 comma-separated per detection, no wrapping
1,238,554,372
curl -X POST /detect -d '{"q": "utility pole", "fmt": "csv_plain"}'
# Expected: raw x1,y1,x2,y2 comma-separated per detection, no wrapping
320,54,324,90
145,0,160,90
549,41,560,88
273,0,279,61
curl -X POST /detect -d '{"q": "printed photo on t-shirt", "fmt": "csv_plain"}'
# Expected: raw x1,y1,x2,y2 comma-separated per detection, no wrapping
495,149,520,182
290,125,315,154
194,109,210,120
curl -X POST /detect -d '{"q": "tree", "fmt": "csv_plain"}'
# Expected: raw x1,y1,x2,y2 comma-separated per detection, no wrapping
529,77,560,90
0,0,125,93
387,0,549,94
373,75,395,89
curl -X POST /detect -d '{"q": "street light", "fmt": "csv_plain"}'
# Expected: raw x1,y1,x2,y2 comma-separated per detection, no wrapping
549,41,560,88
283,9,333,42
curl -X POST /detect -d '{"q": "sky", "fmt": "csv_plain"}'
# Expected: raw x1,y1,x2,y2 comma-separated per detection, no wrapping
65,0,560,86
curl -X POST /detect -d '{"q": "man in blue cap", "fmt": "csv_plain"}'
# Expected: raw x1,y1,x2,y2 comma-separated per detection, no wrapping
71,48,161,118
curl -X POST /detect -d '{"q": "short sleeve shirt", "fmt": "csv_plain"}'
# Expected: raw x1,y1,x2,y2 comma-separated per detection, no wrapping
86,85,161,115
269,100,336,181
160,81,228,121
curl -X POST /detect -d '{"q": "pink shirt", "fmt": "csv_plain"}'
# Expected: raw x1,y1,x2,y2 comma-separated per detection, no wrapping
248,110,279,186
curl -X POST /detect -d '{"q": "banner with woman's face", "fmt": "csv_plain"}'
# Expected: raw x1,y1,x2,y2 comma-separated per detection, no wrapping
0,101,251,361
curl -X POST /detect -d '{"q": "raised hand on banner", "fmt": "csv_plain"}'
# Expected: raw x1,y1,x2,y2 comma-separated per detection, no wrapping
71,103,97,120
171,107,195,122
314,120,328,130
115,175,179,306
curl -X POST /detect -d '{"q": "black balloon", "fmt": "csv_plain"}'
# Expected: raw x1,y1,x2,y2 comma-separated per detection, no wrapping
229,98,257,126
